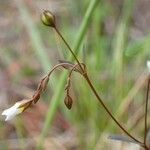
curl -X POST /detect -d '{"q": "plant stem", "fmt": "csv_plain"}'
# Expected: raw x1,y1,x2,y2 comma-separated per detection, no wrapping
54,26,143,146
53,22,143,146
54,27,84,72
83,73,143,145
52,21,145,148
37,0,100,149
144,76,150,145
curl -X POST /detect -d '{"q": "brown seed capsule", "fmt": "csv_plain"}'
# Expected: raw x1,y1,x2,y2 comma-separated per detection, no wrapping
41,10,56,27
64,95,73,110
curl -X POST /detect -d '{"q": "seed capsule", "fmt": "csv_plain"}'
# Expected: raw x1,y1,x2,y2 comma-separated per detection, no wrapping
41,10,56,27
64,95,73,110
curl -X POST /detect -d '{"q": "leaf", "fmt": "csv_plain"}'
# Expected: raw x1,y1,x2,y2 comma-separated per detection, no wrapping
108,135,138,144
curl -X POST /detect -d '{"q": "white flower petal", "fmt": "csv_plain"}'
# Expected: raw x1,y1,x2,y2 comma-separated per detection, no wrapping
2,102,23,121
147,61,150,73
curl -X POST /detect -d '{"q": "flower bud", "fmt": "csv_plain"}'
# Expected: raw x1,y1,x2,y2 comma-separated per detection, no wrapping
64,95,73,110
2,99,32,121
41,10,56,27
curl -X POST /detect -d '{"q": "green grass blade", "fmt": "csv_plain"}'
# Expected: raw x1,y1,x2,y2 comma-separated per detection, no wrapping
112,0,134,105
15,0,52,72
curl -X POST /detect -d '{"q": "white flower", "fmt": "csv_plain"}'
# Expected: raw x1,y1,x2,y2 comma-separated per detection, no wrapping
147,61,150,73
2,99,32,121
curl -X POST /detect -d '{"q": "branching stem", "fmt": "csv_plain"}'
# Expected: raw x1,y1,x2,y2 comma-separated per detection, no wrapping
54,27,146,148
54,27,84,73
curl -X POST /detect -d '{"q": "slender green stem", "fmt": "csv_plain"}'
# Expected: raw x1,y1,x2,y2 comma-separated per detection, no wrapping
144,76,150,145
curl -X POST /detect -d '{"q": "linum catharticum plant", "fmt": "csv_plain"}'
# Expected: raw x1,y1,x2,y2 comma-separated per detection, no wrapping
2,10,150,150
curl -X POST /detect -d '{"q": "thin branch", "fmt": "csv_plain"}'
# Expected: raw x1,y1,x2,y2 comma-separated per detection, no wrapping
83,73,143,145
47,63,74,77
65,63,85,95
54,27,84,73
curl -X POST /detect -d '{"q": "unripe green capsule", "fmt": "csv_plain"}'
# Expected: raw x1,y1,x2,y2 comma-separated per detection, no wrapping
41,10,56,27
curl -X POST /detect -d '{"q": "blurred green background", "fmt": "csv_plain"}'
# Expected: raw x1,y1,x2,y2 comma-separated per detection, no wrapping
0,0,150,149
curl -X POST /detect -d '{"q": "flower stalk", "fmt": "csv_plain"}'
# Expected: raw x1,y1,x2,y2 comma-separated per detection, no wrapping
2,62,81,121
41,10,145,148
